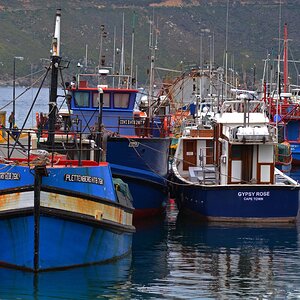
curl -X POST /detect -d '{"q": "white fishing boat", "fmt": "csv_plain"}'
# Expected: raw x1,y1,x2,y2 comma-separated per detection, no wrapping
171,94,300,222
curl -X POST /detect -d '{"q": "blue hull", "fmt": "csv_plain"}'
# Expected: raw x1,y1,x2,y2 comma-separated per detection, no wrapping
0,215,132,271
110,164,168,218
107,137,170,218
175,184,300,222
284,120,300,164
0,162,134,271
107,137,170,176
290,142,300,164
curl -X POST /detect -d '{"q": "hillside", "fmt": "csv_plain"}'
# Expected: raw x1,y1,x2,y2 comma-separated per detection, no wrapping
0,0,299,88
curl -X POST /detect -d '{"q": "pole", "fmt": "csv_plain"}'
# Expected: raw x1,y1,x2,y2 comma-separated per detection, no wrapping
33,165,48,272
97,87,104,162
13,58,16,126
47,9,61,147
12,56,24,127
283,23,288,94
130,12,136,88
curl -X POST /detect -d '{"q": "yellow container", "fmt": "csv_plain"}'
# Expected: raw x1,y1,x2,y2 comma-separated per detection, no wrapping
0,111,6,142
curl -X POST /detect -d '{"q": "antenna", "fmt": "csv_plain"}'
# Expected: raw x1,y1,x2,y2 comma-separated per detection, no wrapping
112,26,116,88
199,33,203,70
98,24,107,69
130,11,136,88
85,44,88,68
225,0,229,98
278,0,282,58
209,34,213,96
119,13,125,77
148,11,158,119
283,23,288,94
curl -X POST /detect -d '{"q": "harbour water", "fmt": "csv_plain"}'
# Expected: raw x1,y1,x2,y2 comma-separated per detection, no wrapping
0,86,52,129
2,196,300,299
1,86,300,299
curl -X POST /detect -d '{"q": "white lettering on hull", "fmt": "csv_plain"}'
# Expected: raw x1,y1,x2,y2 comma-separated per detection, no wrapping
64,174,104,185
0,172,20,180
237,191,270,201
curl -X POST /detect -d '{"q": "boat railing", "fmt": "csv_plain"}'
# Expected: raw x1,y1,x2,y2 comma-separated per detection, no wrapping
268,100,300,121
0,128,99,167
70,113,172,138
181,119,214,137
76,73,133,90
221,100,266,114
275,168,299,186
228,123,277,144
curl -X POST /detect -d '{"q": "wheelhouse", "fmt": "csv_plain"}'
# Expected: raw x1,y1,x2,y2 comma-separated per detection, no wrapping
70,81,138,136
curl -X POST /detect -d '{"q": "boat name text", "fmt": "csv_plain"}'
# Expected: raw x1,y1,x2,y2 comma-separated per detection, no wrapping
64,174,104,185
119,118,145,126
238,191,270,201
0,172,20,180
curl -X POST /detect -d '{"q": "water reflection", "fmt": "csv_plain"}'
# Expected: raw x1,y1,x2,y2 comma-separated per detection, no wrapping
1,201,300,299
0,256,132,299
130,217,169,298
168,214,300,299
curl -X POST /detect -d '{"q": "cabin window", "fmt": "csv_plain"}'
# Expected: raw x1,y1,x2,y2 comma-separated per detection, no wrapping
113,93,129,108
231,145,242,159
74,92,89,107
92,92,110,108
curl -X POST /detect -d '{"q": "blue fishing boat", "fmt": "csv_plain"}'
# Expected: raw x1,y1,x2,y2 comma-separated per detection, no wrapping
171,96,300,222
268,98,300,165
264,24,300,165
0,9,134,272
63,71,171,219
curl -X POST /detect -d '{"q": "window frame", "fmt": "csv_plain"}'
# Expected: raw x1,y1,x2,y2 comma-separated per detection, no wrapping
113,92,130,109
92,92,110,108
73,91,90,108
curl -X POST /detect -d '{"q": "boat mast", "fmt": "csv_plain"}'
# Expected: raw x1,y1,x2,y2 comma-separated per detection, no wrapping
283,23,288,96
148,13,157,119
85,44,88,69
119,13,125,87
225,0,229,98
47,8,61,147
130,11,136,89
112,26,116,88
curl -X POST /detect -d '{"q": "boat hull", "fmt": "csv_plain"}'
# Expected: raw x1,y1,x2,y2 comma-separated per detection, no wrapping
0,214,132,271
107,137,170,218
110,164,168,219
0,163,134,271
290,142,300,165
175,183,300,222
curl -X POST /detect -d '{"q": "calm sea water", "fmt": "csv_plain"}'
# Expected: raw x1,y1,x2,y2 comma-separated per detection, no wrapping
1,86,300,299
0,86,51,128
2,198,300,300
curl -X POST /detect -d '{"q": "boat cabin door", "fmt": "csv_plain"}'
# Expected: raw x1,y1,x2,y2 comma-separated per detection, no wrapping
183,140,197,170
229,145,253,184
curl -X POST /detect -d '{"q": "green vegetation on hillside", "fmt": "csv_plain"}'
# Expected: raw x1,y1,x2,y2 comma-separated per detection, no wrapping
0,1,299,88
